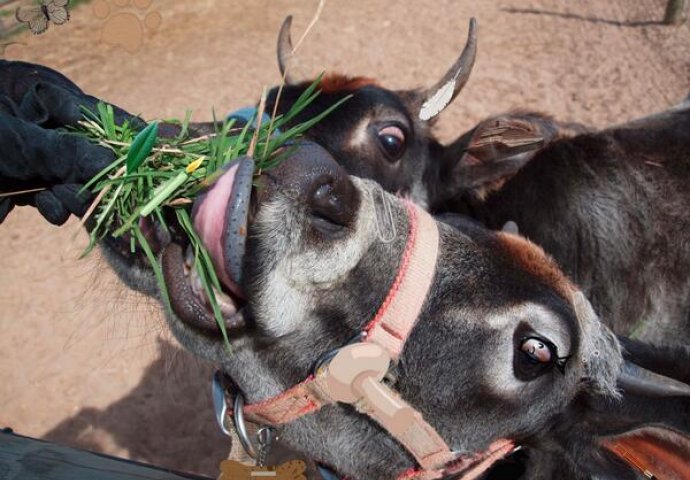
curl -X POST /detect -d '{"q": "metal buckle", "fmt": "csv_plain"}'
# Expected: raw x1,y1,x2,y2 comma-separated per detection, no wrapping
212,370,233,437
212,370,277,461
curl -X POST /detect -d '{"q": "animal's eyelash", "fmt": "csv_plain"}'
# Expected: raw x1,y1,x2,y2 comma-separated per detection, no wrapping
554,354,571,374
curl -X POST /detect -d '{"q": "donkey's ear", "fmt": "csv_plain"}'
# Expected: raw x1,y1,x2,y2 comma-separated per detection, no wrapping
438,114,561,204
601,426,690,479
537,295,690,479
583,353,690,479
564,332,690,479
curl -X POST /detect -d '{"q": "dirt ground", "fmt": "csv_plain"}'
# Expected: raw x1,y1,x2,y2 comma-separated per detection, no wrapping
0,0,688,477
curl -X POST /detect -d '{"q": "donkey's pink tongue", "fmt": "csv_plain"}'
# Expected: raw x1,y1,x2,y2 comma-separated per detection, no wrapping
192,158,254,298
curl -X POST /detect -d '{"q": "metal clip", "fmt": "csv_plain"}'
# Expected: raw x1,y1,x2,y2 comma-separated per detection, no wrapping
256,426,276,467
370,188,397,243
212,371,280,463
212,370,233,437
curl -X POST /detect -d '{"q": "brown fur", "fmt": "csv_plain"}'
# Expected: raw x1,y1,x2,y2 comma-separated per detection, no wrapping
318,73,377,94
497,232,575,301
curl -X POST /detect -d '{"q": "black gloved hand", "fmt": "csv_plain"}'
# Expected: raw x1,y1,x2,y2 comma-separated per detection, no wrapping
0,60,144,225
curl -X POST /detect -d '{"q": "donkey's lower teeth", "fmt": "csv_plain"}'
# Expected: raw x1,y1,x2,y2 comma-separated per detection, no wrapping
184,245,195,269
189,264,240,318
161,242,248,335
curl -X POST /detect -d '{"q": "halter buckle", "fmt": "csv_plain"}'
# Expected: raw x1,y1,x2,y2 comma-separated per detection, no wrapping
212,370,233,437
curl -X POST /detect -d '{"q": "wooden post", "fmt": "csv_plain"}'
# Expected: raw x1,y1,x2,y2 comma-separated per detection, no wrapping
664,0,687,24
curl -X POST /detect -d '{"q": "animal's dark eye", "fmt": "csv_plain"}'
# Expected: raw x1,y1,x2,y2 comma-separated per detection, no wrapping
521,337,553,364
514,336,564,381
377,125,406,161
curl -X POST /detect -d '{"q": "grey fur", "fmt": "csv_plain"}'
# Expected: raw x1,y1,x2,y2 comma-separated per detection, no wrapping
100,154,686,479
97,100,690,479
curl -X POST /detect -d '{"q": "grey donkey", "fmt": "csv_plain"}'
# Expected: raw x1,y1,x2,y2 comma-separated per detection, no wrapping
102,141,690,480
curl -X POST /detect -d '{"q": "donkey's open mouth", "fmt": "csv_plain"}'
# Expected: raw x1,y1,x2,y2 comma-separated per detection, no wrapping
158,140,361,340
159,157,256,336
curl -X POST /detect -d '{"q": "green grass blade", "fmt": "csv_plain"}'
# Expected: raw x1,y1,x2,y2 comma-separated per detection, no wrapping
176,209,222,293
126,121,159,174
267,94,352,155
176,109,193,143
132,225,170,309
97,103,114,140
139,170,188,217
278,73,325,125
80,155,125,194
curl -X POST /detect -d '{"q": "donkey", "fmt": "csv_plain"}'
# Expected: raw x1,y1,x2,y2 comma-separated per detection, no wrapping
87,18,689,477
267,17,690,347
101,141,690,480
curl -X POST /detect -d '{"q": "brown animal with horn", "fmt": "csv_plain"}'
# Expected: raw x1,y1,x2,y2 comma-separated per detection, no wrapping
268,16,479,212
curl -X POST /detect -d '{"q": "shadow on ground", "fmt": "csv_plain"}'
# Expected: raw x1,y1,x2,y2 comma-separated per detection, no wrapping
502,7,664,27
42,339,229,476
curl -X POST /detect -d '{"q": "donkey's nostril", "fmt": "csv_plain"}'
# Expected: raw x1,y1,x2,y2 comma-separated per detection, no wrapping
262,141,360,234
313,182,335,210
310,179,352,232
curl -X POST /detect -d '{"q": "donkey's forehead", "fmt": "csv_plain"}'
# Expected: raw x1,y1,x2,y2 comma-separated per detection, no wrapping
496,232,575,301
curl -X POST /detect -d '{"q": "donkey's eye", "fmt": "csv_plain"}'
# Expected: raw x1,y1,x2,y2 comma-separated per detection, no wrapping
377,125,406,161
521,337,553,364
514,336,563,380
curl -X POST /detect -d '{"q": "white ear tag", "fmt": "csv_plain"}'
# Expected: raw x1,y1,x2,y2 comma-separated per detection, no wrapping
419,77,457,121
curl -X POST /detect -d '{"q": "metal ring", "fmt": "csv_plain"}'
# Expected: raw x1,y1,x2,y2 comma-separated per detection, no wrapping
257,426,277,446
233,392,257,458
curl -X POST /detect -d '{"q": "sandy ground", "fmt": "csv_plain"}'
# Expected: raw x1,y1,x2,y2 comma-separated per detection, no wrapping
0,0,688,476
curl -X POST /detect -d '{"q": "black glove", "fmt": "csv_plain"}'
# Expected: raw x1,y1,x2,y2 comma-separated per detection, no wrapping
0,60,143,225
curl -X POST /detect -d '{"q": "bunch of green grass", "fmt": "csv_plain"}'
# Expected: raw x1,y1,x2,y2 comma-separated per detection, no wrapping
76,77,349,349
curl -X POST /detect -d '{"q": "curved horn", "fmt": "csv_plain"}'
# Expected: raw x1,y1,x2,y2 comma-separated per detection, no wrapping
277,16,300,85
618,361,690,397
419,18,478,121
